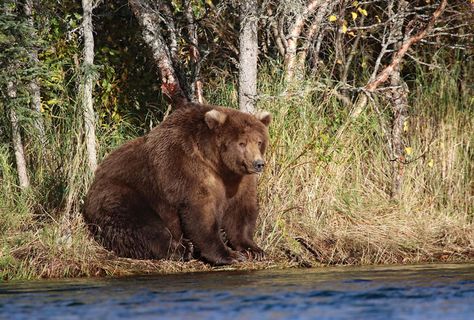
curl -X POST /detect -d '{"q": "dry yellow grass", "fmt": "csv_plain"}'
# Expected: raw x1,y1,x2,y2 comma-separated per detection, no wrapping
253,72,473,267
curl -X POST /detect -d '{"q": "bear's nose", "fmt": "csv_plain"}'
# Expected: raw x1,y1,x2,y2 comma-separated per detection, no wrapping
253,160,265,172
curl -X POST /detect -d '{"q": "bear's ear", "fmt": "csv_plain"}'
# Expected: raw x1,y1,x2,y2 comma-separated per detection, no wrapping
255,111,272,127
205,109,227,129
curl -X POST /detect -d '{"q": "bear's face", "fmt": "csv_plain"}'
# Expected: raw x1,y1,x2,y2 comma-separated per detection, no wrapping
205,109,271,176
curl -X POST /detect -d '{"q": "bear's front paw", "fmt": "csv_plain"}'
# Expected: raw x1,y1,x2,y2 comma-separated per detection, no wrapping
229,249,247,263
244,246,265,261
211,250,247,266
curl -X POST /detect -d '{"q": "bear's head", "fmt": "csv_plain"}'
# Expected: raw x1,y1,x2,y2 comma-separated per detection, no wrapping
205,108,271,176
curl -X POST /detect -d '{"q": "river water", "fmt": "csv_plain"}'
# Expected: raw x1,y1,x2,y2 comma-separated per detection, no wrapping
1,263,473,319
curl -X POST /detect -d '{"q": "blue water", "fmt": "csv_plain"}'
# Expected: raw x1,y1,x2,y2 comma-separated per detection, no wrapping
1,263,473,319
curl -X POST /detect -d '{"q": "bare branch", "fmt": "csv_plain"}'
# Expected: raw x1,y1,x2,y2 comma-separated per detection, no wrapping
365,0,448,92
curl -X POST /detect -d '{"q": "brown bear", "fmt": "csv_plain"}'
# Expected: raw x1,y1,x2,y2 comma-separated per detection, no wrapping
83,102,271,265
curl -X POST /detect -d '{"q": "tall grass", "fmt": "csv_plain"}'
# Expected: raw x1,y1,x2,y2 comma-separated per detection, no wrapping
1,65,472,280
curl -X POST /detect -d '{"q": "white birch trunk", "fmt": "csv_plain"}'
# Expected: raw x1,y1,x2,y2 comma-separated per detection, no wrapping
82,0,98,172
8,82,30,189
284,0,321,82
239,0,258,114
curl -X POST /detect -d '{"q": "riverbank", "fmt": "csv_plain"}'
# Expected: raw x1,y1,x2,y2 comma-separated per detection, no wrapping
1,214,472,280
1,69,473,280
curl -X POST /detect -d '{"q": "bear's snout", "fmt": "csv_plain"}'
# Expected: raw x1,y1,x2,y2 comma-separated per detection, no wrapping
253,159,265,172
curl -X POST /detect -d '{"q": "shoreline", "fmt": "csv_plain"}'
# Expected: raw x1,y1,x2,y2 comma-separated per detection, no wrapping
2,231,473,281
3,258,474,282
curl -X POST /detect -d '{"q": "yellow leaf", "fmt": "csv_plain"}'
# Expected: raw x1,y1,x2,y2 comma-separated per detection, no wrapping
358,7,368,16
405,147,413,155
403,120,409,132
351,12,358,21
329,15,337,22
352,1,359,7
336,59,343,65
428,159,434,168
341,24,348,33
348,31,356,37
47,99,60,105
375,15,381,23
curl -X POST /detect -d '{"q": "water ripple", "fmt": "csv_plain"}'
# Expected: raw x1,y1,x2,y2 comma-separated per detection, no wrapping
0,263,473,320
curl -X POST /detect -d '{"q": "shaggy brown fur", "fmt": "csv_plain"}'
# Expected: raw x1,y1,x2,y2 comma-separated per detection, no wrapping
83,103,271,265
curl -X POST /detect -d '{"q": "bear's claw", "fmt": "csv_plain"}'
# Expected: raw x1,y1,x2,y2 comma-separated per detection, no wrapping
245,247,265,261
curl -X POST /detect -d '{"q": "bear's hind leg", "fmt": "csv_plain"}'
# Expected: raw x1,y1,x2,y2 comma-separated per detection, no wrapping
86,184,188,260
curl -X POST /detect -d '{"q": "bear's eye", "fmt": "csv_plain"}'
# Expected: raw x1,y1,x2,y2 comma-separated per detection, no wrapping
239,142,246,149
258,141,263,147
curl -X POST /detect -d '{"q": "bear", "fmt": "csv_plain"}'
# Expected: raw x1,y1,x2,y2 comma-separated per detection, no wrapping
83,102,271,265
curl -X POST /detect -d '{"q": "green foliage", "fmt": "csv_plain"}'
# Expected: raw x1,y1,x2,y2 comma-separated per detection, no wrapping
0,0,42,137
0,2,40,83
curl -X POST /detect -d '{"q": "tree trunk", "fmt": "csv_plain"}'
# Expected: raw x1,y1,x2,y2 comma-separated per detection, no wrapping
268,7,285,58
129,0,188,105
82,0,98,172
159,1,179,62
23,0,46,145
8,82,30,189
389,77,409,198
298,1,333,76
284,0,321,82
238,0,258,113
184,0,204,103
389,0,409,198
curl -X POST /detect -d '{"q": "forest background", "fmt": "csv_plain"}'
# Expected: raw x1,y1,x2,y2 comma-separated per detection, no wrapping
0,0,472,280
